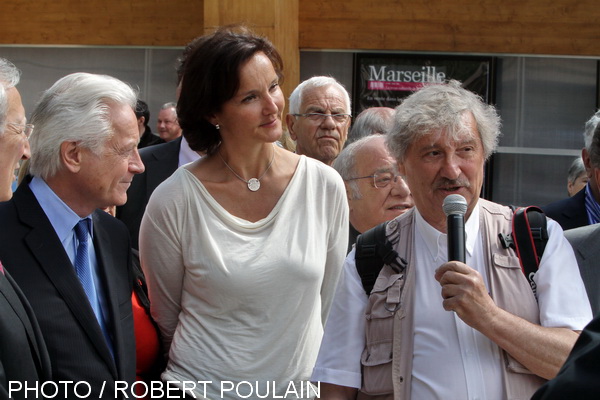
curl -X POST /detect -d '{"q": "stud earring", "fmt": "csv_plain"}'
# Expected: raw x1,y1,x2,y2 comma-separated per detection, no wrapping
215,124,220,130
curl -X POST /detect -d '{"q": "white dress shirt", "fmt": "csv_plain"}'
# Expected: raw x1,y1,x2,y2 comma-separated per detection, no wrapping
178,135,201,167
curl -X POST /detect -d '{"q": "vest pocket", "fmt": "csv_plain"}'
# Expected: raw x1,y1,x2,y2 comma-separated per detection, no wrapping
360,272,403,396
491,253,538,376
360,341,394,395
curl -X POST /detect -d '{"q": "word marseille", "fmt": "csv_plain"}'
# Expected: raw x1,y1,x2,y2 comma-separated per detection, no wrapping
8,380,321,399
368,65,446,84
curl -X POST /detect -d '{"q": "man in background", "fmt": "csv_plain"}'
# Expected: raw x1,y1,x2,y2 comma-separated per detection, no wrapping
135,99,163,148
156,101,182,142
287,76,351,166
544,110,600,230
346,106,395,145
566,157,588,197
562,122,600,315
333,135,413,251
0,72,143,399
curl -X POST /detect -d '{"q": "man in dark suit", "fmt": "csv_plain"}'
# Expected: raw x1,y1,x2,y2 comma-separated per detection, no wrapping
117,133,201,249
543,110,600,230
118,136,176,249
565,223,600,315
135,99,164,149
0,72,144,399
0,57,51,399
560,121,600,314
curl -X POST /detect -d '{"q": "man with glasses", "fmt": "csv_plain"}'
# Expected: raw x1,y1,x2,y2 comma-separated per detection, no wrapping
0,57,51,399
333,135,413,252
287,76,351,166
543,110,600,230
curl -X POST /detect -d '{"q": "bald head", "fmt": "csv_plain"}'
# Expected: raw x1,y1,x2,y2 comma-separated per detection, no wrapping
334,135,413,233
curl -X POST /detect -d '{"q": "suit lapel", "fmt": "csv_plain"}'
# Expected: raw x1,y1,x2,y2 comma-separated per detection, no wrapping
16,184,117,376
145,137,181,200
574,227,600,262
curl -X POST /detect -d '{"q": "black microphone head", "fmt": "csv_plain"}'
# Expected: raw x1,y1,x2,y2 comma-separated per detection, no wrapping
443,194,468,216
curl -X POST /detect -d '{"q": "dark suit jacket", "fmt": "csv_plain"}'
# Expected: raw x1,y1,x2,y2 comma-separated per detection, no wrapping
0,182,136,399
542,188,589,231
0,268,51,399
565,223,600,315
138,127,164,149
532,315,600,399
116,137,181,249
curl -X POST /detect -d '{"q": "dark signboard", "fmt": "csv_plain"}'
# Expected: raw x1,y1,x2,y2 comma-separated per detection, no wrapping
353,53,496,115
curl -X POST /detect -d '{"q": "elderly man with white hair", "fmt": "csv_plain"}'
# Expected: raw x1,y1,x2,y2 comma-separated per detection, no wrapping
0,72,144,399
287,76,352,165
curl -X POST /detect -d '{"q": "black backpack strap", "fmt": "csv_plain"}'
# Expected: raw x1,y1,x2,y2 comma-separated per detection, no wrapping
511,206,548,298
355,221,397,296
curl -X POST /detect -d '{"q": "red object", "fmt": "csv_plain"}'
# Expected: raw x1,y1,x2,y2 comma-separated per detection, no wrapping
132,289,161,398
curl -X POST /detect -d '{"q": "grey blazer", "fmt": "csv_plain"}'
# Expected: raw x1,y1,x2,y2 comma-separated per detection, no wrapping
565,223,600,316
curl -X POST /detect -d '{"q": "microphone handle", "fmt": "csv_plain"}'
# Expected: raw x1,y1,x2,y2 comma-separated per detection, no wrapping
447,214,466,263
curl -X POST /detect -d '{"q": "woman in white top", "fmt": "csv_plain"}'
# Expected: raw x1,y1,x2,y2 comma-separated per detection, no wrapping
139,26,348,400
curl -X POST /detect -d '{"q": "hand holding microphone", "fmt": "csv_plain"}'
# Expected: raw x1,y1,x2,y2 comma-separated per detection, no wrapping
443,194,467,263
436,194,496,327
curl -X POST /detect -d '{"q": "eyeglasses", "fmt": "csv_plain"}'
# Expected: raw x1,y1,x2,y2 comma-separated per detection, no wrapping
7,123,34,139
292,113,351,124
346,171,399,189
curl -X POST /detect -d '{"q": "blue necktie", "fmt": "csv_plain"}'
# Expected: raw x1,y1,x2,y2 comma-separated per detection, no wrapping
74,219,114,357
74,219,99,310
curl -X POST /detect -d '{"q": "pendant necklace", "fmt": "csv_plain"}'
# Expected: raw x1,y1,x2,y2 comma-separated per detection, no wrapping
218,145,275,192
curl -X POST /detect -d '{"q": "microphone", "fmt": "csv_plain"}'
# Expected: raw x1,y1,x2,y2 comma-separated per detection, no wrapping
443,194,468,263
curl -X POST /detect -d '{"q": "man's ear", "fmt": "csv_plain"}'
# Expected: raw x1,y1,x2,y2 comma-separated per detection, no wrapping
582,148,593,177
594,168,600,189
344,183,353,203
397,161,406,177
286,114,297,140
60,141,83,173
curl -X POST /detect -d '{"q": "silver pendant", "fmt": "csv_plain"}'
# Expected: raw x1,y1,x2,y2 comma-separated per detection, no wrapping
247,178,260,192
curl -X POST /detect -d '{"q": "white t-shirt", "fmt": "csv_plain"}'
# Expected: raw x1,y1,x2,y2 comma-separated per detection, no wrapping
312,203,592,400
140,156,348,400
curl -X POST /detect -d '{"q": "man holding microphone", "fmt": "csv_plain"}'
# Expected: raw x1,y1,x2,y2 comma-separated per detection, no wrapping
312,81,592,400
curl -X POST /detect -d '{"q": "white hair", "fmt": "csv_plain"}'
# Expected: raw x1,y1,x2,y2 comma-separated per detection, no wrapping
347,107,395,145
288,76,351,115
333,135,385,200
584,110,600,150
387,80,501,163
29,72,137,180
0,58,21,132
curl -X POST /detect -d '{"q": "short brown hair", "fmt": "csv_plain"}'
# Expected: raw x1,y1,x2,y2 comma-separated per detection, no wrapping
177,25,284,155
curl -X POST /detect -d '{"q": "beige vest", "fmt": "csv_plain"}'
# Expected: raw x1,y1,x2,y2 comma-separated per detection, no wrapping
358,200,546,400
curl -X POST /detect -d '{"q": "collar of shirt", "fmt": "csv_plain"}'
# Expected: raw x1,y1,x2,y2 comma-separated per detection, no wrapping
178,135,202,167
584,183,600,224
29,176,94,250
414,201,480,263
